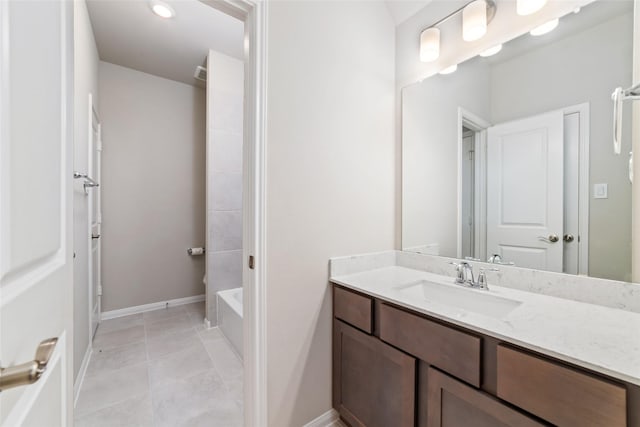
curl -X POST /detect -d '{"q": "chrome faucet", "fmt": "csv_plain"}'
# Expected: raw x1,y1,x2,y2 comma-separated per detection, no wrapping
449,262,498,290
488,254,502,264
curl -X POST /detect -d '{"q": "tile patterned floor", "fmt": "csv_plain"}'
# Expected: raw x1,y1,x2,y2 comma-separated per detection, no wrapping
75,302,243,427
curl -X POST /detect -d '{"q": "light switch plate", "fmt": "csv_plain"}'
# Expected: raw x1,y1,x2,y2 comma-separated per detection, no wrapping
594,183,608,199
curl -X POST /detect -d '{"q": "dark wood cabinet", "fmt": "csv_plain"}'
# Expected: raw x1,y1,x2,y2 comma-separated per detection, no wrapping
333,319,416,427
426,367,546,427
332,284,637,427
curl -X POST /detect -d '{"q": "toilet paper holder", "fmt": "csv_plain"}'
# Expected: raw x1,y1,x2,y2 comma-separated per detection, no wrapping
187,247,205,256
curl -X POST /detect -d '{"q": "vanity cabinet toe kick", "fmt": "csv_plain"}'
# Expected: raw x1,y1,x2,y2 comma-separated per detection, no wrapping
331,283,639,427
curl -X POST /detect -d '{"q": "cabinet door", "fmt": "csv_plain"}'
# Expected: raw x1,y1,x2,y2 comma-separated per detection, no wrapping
333,319,416,427
427,367,547,427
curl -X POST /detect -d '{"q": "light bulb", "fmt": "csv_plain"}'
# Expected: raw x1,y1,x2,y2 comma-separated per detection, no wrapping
150,1,175,18
530,18,559,36
440,64,458,75
463,0,488,42
479,44,502,57
420,28,440,62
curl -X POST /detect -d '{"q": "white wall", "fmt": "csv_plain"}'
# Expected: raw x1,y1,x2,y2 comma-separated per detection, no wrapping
99,61,206,311
265,1,396,425
206,50,244,325
490,12,633,281
72,0,99,379
402,59,491,255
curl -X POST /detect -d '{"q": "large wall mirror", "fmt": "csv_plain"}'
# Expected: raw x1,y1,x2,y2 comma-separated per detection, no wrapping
402,0,633,281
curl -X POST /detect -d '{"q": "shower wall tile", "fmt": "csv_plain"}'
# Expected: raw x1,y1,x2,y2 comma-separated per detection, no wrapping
210,250,243,290
211,130,242,174
211,91,243,134
210,211,242,252
206,51,244,327
210,173,242,211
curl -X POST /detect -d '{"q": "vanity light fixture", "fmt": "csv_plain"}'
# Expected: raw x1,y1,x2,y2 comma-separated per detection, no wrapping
516,0,547,16
420,28,441,62
463,0,488,42
530,18,559,36
439,64,458,75
419,0,496,62
150,0,175,18
479,44,502,57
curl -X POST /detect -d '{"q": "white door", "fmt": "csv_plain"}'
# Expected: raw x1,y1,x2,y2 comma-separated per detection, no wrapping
0,1,74,426
89,98,102,338
486,110,564,271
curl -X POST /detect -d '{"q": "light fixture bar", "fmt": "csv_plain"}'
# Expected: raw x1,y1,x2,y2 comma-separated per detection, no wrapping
420,0,496,36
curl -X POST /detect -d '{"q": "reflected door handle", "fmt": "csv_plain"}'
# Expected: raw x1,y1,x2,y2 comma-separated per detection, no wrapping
92,234,100,239
564,234,575,243
538,234,560,243
0,338,58,391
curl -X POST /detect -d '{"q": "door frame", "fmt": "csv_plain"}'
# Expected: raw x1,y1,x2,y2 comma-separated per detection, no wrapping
457,108,491,261
87,93,101,337
198,0,268,425
562,102,590,276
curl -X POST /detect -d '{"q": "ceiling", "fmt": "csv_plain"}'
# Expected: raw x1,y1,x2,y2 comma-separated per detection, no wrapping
86,0,244,87
384,0,432,25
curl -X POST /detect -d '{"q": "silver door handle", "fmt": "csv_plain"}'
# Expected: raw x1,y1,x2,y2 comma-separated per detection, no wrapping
538,234,559,243
92,234,100,239
0,338,58,391
563,234,575,243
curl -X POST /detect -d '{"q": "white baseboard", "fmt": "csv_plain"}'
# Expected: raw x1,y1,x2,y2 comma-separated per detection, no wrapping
303,409,345,427
101,294,205,320
73,344,92,407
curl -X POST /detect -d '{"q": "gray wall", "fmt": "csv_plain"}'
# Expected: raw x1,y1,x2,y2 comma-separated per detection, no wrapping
99,61,206,311
205,50,244,325
402,59,491,255
490,12,633,281
73,0,99,379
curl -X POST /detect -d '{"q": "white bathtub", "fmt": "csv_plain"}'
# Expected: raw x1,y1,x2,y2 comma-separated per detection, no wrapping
217,287,243,359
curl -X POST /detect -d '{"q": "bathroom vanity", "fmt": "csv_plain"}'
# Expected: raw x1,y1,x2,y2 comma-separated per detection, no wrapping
330,252,640,427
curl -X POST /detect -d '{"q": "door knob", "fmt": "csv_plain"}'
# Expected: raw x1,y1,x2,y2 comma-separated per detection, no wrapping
538,234,559,243
0,338,58,391
563,234,575,243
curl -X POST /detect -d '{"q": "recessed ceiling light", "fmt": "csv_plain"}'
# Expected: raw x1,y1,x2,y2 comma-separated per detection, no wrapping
440,64,458,75
150,1,175,19
480,44,503,57
530,18,558,36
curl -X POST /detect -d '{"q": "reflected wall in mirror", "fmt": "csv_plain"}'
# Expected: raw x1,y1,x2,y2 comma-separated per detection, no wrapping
402,0,633,281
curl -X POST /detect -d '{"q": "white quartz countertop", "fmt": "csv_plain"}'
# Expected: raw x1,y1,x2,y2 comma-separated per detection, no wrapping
331,265,640,386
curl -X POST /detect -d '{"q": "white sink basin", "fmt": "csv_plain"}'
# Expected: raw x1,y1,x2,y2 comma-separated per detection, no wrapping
395,280,522,319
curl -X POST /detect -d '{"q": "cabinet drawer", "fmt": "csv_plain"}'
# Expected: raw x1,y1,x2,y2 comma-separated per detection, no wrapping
379,304,481,387
333,285,373,333
497,345,627,427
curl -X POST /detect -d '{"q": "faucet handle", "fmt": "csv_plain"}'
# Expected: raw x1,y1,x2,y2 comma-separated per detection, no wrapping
477,267,499,290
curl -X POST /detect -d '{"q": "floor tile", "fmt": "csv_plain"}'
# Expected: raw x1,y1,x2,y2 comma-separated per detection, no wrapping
183,401,244,427
98,314,145,335
182,301,205,316
93,325,145,351
146,329,200,361
75,394,153,427
198,327,225,343
145,315,193,341
203,338,243,382
143,306,188,324
75,363,149,417
148,342,214,388
186,311,207,328
151,370,230,427
86,341,147,378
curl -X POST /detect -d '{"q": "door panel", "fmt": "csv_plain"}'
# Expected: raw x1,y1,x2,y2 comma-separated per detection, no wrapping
487,110,564,271
0,0,73,425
